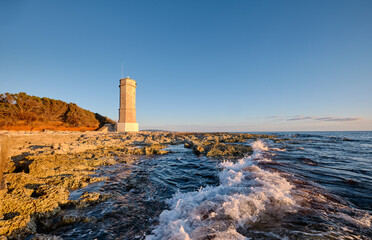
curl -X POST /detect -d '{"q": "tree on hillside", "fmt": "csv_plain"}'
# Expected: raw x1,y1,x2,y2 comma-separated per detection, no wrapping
0,92,114,129
0,92,42,124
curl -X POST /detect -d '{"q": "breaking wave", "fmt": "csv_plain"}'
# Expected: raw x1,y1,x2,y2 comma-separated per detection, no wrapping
147,139,372,239
146,140,297,239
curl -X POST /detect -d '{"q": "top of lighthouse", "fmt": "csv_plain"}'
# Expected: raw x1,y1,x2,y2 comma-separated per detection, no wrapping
120,77,137,87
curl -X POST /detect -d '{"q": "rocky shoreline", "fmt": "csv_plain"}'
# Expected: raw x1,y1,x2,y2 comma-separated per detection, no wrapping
0,131,279,239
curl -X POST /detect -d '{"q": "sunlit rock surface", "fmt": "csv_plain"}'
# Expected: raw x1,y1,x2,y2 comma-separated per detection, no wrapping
0,131,278,238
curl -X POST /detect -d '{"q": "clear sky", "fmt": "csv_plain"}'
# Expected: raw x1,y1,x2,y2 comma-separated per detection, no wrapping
1,0,371,131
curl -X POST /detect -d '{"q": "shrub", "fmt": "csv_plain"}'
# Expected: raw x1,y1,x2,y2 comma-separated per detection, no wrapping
0,92,113,129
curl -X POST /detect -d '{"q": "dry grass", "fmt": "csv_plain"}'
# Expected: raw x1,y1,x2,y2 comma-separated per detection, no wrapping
0,135,10,190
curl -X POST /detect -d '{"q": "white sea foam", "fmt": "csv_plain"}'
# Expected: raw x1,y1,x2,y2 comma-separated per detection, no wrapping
146,140,297,240
271,147,286,152
333,212,372,228
252,139,269,152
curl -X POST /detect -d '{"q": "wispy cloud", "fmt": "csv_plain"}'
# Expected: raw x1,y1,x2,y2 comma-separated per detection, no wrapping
287,115,314,121
315,117,362,122
264,116,281,119
287,115,362,122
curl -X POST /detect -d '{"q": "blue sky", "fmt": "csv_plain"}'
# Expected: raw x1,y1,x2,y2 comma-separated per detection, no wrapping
1,0,371,131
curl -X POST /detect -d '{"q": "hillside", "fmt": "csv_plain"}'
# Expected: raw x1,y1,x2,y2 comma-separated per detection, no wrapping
0,92,115,131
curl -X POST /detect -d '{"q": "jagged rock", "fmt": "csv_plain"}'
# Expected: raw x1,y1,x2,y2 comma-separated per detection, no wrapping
184,142,192,148
0,214,36,239
74,192,112,209
206,143,253,158
44,174,105,190
0,131,280,238
0,184,68,238
61,214,96,224
132,144,168,155
193,145,205,155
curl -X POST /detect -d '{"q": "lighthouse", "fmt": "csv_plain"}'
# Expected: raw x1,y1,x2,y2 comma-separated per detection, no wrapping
117,76,139,132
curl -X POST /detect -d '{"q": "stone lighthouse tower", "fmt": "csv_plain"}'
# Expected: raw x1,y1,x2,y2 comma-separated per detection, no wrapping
117,76,139,132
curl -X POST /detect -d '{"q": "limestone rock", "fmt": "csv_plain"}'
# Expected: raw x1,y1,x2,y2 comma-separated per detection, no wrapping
61,214,96,224
74,192,112,209
0,130,281,238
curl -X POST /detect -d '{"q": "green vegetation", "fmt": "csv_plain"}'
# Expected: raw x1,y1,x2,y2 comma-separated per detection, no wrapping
0,92,114,129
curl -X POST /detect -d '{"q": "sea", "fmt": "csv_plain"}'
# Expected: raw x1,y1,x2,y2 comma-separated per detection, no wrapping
44,131,372,240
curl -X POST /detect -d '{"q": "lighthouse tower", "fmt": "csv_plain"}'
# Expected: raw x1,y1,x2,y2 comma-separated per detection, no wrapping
117,76,139,132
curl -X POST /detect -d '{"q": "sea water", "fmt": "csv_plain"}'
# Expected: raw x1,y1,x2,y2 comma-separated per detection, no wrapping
48,131,372,239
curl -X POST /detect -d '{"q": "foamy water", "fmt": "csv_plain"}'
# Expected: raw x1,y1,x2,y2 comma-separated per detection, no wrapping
147,138,372,239
46,132,372,239
147,140,298,239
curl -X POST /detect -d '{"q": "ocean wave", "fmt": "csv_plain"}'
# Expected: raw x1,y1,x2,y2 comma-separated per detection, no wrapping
146,138,372,239
146,140,297,240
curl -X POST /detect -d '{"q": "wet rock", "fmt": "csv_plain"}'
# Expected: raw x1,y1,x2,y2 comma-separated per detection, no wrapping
61,214,96,224
0,131,280,238
156,149,169,155
132,144,168,155
205,143,252,158
184,138,253,158
193,145,205,155
28,234,63,240
184,142,192,148
74,192,112,209
342,137,353,141
44,174,105,190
